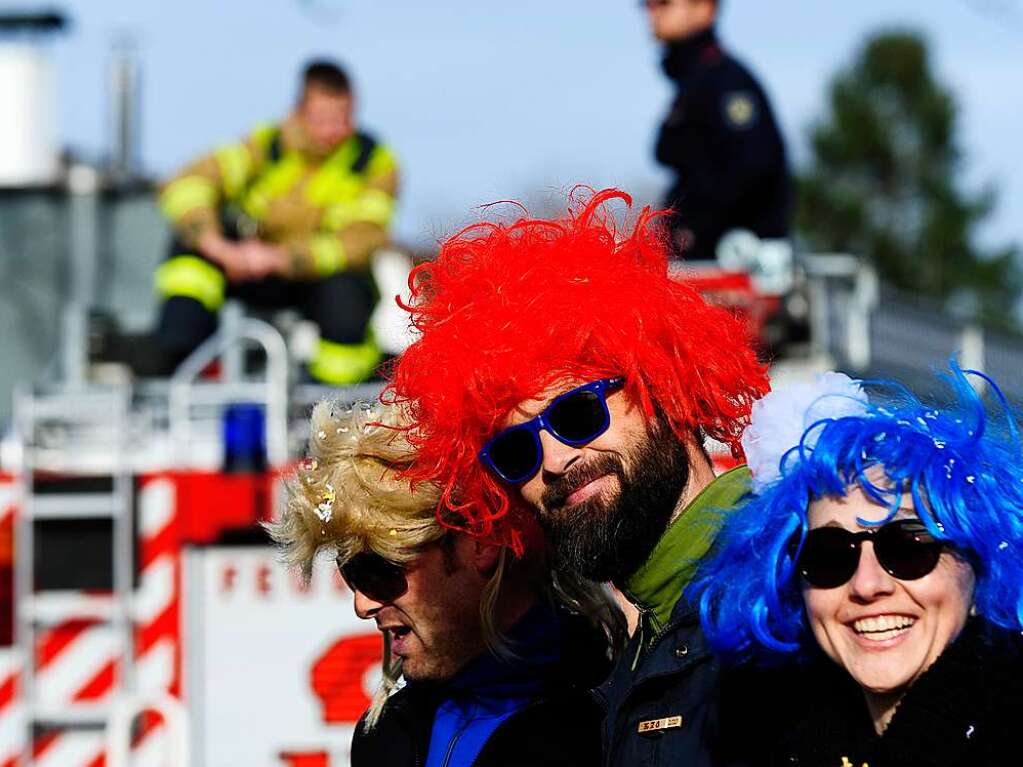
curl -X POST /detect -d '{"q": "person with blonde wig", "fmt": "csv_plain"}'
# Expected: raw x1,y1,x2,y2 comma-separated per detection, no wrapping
270,401,623,767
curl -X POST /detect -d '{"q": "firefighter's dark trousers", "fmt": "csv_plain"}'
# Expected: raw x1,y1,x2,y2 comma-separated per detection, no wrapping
153,240,380,385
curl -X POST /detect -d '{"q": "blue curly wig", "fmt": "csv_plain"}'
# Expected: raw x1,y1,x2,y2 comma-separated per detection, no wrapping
692,362,1023,661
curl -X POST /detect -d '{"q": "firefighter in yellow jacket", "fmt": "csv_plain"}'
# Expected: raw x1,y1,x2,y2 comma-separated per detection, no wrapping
153,60,397,384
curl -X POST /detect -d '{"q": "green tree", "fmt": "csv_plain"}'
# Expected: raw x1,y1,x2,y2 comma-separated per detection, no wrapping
797,29,1021,324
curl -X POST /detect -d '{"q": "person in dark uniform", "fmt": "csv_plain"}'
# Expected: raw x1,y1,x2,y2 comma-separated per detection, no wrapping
644,0,790,261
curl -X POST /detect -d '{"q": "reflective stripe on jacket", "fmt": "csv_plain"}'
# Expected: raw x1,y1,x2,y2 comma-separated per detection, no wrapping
159,118,399,278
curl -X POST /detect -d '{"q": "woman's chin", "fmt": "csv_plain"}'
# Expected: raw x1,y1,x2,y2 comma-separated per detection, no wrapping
840,645,920,695
860,679,908,697
846,661,915,697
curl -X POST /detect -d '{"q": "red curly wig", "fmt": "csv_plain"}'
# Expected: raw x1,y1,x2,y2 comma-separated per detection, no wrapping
387,188,769,553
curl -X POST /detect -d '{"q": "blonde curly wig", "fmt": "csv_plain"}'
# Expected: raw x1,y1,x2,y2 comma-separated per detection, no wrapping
269,400,444,581
268,399,625,729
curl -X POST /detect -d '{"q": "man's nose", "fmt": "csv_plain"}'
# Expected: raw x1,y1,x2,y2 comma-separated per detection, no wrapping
848,542,897,602
352,589,384,619
538,430,582,477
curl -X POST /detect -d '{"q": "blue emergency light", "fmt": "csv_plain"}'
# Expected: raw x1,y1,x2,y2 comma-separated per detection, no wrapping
222,403,267,473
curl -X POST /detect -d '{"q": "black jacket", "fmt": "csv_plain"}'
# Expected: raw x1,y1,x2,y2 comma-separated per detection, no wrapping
596,595,734,767
351,681,605,767
350,610,609,767
724,619,1023,766
656,28,790,261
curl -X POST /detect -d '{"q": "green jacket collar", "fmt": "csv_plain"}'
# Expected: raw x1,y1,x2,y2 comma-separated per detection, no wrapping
622,465,751,637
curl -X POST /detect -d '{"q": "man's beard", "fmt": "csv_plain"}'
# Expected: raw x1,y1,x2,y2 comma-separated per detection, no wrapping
398,621,485,683
537,421,691,583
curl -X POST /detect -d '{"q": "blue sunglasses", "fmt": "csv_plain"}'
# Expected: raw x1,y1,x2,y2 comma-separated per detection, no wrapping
479,378,625,484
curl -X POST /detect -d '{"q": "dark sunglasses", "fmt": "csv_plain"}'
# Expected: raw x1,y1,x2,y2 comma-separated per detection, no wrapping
479,377,625,484
797,519,944,589
338,551,408,603
640,0,677,8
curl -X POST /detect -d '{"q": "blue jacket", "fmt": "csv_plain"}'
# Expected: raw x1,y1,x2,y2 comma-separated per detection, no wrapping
424,605,566,766
351,604,609,767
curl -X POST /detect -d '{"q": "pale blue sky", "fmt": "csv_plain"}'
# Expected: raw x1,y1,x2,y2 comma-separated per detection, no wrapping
26,0,1023,250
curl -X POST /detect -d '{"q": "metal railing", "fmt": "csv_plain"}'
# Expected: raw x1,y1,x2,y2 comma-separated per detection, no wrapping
804,254,1023,402
168,310,290,468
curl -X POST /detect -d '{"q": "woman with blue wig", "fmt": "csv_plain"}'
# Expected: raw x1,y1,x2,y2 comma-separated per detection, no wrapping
694,364,1023,766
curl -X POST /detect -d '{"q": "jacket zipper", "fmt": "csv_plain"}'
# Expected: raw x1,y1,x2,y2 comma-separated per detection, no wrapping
405,708,426,767
620,587,653,672
441,722,468,767
629,606,681,671
607,616,709,767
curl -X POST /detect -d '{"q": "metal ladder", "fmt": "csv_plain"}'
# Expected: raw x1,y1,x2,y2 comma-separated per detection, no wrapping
13,384,135,763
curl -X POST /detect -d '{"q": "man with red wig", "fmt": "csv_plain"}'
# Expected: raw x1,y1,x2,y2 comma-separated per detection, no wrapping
389,188,769,765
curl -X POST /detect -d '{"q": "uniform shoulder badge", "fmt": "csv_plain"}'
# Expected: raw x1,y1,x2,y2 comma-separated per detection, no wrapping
723,91,758,129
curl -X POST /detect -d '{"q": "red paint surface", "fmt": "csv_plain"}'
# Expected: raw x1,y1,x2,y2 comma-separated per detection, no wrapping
310,634,382,723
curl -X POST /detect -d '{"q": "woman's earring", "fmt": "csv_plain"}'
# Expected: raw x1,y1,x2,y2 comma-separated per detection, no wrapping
969,604,977,617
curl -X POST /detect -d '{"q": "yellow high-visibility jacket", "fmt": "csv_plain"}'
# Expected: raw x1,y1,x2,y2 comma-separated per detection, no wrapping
159,116,398,279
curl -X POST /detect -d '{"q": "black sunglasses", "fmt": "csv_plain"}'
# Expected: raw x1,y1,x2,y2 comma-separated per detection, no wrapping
479,378,625,484
338,552,408,603
797,519,945,589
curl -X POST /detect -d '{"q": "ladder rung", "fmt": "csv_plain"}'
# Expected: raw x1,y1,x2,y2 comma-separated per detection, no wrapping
23,395,128,422
182,382,271,405
20,592,125,623
26,451,130,475
28,494,121,519
30,702,112,727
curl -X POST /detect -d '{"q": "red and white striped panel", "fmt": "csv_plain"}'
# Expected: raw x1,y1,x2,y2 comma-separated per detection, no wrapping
32,618,117,766
34,619,120,710
23,622,115,767
135,477,181,699
31,475,184,767
0,649,25,767
0,473,180,767
30,589,120,767
132,477,184,767
0,478,20,767
31,702,170,767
